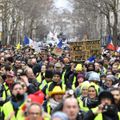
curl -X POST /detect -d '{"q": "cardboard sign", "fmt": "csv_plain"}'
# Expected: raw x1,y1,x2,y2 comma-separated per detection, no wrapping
52,47,63,56
68,40,100,61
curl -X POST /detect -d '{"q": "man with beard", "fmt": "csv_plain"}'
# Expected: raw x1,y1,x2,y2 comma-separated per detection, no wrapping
110,88,120,111
1,82,26,120
13,57,22,75
84,91,120,120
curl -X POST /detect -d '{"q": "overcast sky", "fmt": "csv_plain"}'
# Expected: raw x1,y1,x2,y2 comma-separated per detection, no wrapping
54,0,73,13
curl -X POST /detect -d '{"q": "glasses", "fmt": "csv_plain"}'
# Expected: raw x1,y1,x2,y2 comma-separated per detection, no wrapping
29,112,41,116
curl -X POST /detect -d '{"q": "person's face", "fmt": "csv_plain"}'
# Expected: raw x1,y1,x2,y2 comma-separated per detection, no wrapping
12,84,24,96
41,65,46,73
0,57,4,64
54,67,62,72
53,94,64,102
101,76,106,83
88,65,94,71
6,75,14,84
112,65,118,74
105,79,113,87
77,77,84,84
28,105,42,120
48,66,54,71
26,68,35,79
95,63,100,71
81,88,88,97
0,67,6,75
63,98,79,120
101,98,112,105
88,87,97,99
53,74,61,82
104,59,109,65
15,60,21,68
20,82,27,93
111,90,120,104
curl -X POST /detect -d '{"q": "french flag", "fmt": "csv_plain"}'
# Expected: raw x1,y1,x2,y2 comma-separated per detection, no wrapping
116,46,120,53
106,35,116,51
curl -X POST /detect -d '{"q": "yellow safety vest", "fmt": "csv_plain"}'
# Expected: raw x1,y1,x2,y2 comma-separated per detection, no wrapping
2,83,11,101
46,82,66,95
72,76,77,90
77,97,89,112
94,112,120,120
2,101,25,120
36,73,42,83
92,107,120,120
47,102,51,115
62,70,66,84
39,79,47,90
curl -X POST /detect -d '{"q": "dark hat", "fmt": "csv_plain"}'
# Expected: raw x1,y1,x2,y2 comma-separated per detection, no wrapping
45,70,53,78
98,91,114,103
32,64,41,75
53,71,61,77
77,73,84,79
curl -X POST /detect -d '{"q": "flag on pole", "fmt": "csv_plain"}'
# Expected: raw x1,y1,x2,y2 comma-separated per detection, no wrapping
106,35,116,51
87,56,96,62
57,39,63,48
23,35,29,45
116,46,120,53
16,42,21,50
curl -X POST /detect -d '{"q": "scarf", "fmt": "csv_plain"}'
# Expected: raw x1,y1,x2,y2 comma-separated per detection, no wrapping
49,98,60,110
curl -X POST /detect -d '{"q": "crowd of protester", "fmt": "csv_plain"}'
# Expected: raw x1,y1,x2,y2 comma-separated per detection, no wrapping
0,45,120,120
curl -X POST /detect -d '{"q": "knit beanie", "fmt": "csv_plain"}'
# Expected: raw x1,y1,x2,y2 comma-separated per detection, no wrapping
88,72,100,82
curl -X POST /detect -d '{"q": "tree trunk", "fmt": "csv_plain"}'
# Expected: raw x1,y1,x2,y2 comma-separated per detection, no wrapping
112,11,118,46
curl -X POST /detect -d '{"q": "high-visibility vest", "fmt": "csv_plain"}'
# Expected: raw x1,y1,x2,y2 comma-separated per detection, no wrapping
39,79,47,90
2,83,11,101
46,102,51,114
92,107,120,120
72,76,77,90
77,97,89,112
94,112,120,120
62,70,66,84
46,82,66,95
2,101,25,120
36,73,42,83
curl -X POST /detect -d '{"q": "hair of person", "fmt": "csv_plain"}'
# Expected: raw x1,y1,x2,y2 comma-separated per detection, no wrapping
11,81,21,90
26,103,43,116
110,87,120,92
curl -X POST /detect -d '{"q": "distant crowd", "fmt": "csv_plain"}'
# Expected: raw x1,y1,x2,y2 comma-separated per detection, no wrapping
0,45,120,120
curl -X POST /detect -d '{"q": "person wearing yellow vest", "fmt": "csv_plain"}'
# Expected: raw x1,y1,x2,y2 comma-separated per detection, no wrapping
39,70,53,90
68,64,83,90
42,71,66,96
78,82,99,113
43,86,65,114
0,71,15,109
84,91,120,120
1,82,26,120
75,73,85,97
26,103,51,120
